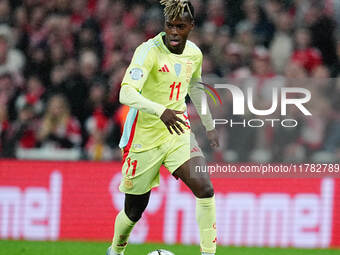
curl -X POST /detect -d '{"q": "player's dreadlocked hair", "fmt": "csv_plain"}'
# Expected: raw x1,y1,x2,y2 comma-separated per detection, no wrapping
160,0,194,21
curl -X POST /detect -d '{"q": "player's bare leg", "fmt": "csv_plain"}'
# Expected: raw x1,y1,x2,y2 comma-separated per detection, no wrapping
108,191,151,255
173,156,217,255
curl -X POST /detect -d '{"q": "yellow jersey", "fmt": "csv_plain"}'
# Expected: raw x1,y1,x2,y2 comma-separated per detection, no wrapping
119,32,203,152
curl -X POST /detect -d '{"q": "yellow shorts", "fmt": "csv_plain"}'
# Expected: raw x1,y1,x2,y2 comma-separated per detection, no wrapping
119,131,204,195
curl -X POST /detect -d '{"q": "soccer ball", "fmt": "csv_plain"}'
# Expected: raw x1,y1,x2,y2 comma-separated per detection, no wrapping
147,249,175,255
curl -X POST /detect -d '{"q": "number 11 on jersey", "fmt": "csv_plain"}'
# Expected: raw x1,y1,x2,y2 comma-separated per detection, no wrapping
169,82,181,101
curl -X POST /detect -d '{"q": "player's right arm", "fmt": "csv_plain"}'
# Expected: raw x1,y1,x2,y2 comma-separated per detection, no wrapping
119,43,186,135
119,43,166,117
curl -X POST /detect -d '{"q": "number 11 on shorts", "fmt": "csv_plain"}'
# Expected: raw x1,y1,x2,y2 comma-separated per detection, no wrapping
126,158,137,177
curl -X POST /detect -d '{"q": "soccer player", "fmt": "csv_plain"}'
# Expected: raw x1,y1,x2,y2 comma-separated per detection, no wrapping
107,1,218,255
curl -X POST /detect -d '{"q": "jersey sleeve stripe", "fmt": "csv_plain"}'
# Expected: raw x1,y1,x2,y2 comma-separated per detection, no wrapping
121,110,139,164
134,41,152,65
135,40,160,66
119,108,138,149
187,40,201,52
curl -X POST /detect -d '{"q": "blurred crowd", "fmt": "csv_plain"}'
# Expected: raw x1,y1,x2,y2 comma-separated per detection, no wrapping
0,0,339,162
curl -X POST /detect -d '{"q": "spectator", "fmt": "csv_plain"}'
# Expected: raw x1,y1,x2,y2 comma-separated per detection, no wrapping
202,54,221,80
0,0,339,162
0,73,18,120
122,3,145,30
189,0,205,27
48,42,66,66
284,60,307,80
75,19,103,60
245,46,282,101
223,43,250,80
0,0,10,25
24,44,50,84
291,28,322,73
67,49,100,123
47,14,74,56
71,0,90,31
27,5,47,48
210,26,231,68
297,66,332,159
0,102,9,156
263,0,284,24
79,49,99,83
242,47,283,159
324,78,340,154
45,65,68,99
37,94,81,149
270,11,294,74
234,22,255,62
15,75,45,116
84,82,113,120
0,25,25,77
4,105,38,157
85,129,114,161
206,0,226,27
84,106,114,161
330,39,340,77
304,2,337,66
200,22,218,54
239,0,275,47
13,6,30,54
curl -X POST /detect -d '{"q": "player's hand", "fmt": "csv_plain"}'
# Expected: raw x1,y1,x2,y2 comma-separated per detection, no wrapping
160,109,187,135
207,129,219,148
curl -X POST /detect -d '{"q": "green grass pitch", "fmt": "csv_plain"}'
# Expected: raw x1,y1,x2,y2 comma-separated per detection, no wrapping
0,240,339,255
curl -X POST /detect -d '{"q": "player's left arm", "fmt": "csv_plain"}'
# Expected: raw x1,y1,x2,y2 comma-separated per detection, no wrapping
188,53,219,148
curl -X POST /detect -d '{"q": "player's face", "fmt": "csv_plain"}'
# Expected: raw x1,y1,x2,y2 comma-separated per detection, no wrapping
164,14,194,54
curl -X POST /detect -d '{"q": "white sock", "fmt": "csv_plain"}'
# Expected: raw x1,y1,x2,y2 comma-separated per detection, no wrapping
202,253,215,255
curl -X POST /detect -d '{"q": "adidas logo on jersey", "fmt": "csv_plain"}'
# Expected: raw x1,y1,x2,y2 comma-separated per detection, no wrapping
158,64,170,73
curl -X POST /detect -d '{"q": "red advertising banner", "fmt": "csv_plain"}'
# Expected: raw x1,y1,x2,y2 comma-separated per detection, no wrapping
0,160,339,248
